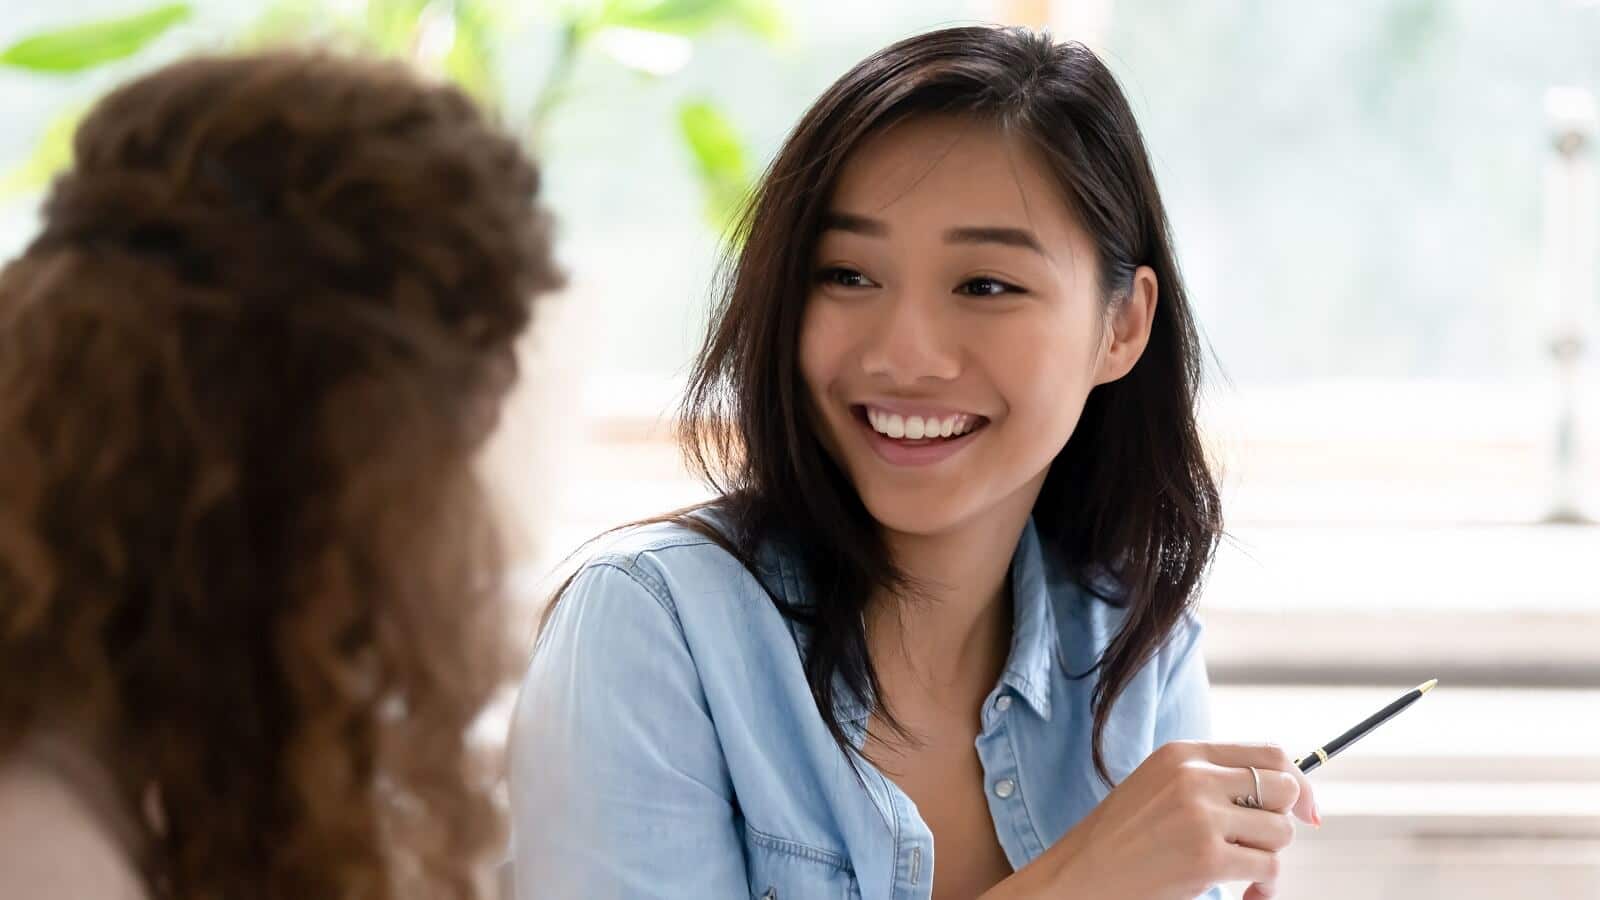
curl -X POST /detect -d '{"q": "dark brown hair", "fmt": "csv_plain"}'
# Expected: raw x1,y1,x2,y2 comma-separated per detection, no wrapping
590,25,1219,785
0,50,561,898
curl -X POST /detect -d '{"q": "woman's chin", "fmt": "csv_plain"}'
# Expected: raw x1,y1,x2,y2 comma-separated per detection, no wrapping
858,490,974,539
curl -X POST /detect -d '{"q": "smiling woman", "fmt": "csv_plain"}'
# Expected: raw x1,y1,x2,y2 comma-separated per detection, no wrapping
800,114,1157,545
510,24,1314,900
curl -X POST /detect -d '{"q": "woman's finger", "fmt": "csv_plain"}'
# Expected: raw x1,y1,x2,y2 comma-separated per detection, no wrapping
1216,840,1281,892
1198,742,1320,825
1224,765,1300,815
1287,763,1321,826
1222,805,1297,853
1242,880,1281,900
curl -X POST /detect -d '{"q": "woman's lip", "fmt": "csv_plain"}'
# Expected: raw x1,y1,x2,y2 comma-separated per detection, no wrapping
851,401,988,422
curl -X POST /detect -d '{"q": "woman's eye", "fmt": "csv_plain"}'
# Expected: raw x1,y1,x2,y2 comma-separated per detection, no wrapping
817,267,874,289
957,276,1022,297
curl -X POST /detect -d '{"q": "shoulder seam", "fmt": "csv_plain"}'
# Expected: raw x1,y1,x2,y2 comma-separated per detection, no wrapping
592,528,721,560
575,559,688,641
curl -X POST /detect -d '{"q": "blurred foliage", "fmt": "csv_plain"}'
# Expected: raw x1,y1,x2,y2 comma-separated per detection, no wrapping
2,0,776,230
1358,0,1448,119
0,3,192,72
0,105,88,200
678,99,751,234
584,0,782,41
0,5,195,201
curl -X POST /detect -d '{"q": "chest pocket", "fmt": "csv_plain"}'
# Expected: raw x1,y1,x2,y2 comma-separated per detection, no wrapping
745,825,861,900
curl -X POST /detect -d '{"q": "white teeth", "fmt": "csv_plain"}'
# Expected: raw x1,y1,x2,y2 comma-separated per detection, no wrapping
865,407,982,441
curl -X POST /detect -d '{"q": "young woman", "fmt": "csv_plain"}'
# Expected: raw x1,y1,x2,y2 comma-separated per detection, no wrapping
511,25,1316,900
0,51,561,899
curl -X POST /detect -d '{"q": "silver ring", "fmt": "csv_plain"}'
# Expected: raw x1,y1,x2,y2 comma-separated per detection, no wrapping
1233,765,1264,810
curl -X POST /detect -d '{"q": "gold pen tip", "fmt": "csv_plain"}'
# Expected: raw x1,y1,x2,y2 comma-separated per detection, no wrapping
1418,678,1438,695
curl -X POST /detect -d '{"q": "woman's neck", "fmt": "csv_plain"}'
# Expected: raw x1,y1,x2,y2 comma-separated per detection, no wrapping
865,481,1040,700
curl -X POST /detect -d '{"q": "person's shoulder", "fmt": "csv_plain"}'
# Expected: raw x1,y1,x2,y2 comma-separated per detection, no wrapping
0,750,147,900
575,514,764,602
545,511,788,644
582,515,724,562
582,515,738,574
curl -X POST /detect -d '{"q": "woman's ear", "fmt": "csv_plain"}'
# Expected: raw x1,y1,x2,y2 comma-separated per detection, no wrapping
1093,265,1158,386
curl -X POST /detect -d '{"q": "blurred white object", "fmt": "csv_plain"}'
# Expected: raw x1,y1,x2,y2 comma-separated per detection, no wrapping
1541,86,1596,523
1046,0,1114,48
1214,685,1600,900
412,1,458,70
592,27,694,77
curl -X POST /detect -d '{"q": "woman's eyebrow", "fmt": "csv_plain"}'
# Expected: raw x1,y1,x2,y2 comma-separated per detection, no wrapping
944,226,1045,254
819,212,1045,256
820,211,887,236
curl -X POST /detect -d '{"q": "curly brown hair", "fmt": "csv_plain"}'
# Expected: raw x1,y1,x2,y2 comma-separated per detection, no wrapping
0,50,561,898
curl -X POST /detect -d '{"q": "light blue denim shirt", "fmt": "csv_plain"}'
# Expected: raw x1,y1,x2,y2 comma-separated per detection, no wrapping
509,516,1224,900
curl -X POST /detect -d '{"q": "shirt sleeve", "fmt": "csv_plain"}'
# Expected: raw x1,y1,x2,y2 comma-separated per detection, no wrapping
506,559,748,900
1151,615,1228,900
1152,612,1213,750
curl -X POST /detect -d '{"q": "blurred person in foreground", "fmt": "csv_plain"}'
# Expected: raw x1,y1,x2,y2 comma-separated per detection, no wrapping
0,49,561,900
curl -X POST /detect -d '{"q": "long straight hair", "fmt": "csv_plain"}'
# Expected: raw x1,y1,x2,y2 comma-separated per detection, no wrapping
570,25,1220,784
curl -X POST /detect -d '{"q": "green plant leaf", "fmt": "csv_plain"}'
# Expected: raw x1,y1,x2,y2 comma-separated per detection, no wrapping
0,4,193,73
728,0,784,42
597,0,783,41
238,0,504,107
442,2,502,107
0,105,85,201
677,98,752,232
353,0,418,54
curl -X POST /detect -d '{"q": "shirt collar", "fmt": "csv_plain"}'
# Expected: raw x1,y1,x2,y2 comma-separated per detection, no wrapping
998,517,1058,720
778,518,1064,732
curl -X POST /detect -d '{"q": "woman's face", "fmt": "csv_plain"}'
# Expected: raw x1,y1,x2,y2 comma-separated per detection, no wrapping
799,115,1156,539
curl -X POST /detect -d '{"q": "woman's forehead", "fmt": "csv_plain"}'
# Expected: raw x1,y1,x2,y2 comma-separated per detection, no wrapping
827,115,1075,239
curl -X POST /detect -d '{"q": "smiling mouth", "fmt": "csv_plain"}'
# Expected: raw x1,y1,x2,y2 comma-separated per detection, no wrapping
851,405,990,443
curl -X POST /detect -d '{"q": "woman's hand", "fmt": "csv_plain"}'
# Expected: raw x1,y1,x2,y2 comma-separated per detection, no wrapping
985,741,1320,900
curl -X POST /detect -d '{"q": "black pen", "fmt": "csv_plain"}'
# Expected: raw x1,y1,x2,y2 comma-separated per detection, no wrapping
1295,678,1438,774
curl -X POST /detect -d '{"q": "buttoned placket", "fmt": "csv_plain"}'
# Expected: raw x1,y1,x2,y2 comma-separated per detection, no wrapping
976,687,1048,868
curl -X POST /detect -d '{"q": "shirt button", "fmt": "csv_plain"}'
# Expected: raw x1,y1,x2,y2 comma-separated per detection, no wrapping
994,778,1016,799
995,695,1012,713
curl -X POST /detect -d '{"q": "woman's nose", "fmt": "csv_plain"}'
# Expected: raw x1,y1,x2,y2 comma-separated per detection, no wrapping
858,291,961,385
